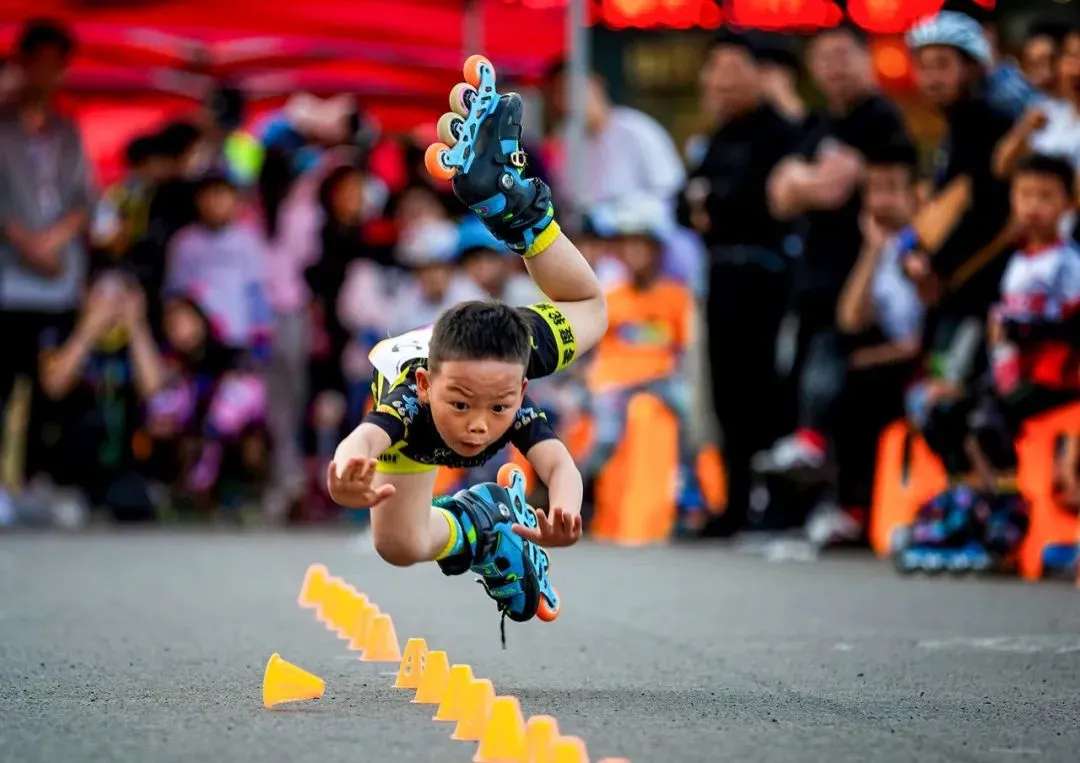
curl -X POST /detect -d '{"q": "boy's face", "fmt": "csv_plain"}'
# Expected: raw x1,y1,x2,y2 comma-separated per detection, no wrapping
1011,172,1071,241
163,299,206,354
331,171,364,224
864,164,916,230
416,360,526,456
1058,33,1080,95
196,184,239,227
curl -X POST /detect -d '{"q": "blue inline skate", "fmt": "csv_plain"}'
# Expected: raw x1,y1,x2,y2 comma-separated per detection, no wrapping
425,55,556,255
435,464,560,640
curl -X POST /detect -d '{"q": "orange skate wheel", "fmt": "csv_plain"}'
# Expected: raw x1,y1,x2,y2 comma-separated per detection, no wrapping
537,587,560,622
463,54,492,88
449,82,477,117
424,142,455,181
497,462,525,488
436,112,464,147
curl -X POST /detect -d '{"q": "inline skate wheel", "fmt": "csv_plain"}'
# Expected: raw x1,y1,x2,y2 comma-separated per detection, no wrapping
449,82,477,117
436,112,465,148
536,586,560,622
463,54,493,89
424,142,456,181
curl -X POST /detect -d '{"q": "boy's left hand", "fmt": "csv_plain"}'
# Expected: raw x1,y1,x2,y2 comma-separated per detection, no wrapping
512,506,583,548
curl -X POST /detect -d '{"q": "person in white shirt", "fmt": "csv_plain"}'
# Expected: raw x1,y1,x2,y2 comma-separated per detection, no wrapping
543,62,686,214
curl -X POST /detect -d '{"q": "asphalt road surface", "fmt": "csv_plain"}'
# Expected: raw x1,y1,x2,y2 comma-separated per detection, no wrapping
1,530,1078,763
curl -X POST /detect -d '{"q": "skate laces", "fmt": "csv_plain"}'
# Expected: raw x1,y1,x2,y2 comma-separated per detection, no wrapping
474,577,510,649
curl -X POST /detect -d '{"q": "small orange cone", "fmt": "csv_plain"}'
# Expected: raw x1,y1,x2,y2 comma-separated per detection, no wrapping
552,736,589,763
523,715,560,763
393,638,428,688
338,593,369,640
320,577,347,630
262,653,325,709
433,664,475,721
359,613,402,662
347,604,379,651
297,563,329,610
451,678,495,741
473,695,527,762
412,649,450,704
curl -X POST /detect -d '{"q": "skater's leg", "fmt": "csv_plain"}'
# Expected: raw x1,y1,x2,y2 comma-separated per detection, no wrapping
368,469,455,566
520,234,607,353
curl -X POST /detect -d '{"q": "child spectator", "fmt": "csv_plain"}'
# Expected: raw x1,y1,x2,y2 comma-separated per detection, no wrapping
303,163,390,505
165,170,272,361
146,284,269,511
581,198,703,531
387,217,485,336
33,270,165,522
457,214,542,306
91,133,169,264
898,154,1080,571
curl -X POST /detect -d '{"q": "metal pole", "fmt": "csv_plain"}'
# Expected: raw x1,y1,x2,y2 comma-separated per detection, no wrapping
564,0,589,230
463,0,483,58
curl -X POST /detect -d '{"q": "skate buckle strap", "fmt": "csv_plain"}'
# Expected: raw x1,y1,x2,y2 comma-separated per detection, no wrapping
473,578,511,649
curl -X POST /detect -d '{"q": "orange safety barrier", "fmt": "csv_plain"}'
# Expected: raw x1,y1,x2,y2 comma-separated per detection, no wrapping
590,392,680,545
696,443,727,515
869,419,948,557
1014,402,1080,581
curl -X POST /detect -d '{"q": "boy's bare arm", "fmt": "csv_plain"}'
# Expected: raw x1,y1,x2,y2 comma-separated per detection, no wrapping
516,439,583,548
328,423,396,508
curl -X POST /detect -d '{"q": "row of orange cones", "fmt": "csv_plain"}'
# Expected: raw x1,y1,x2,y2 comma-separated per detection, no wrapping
262,563,629,763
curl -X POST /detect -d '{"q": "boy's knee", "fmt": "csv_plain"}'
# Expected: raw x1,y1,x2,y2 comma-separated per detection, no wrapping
372,533,426,567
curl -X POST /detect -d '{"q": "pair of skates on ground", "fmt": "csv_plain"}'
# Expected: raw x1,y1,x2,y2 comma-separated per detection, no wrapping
423,56,559,628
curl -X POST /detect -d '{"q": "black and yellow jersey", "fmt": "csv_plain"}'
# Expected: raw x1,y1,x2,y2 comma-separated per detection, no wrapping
364,302,577,474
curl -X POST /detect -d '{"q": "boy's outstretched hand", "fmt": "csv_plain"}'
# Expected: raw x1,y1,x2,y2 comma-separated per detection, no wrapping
513,506,583,548
327,457,396,509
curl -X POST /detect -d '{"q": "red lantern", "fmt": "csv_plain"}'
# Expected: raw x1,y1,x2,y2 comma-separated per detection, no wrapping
726,0,842,32
846,0,944,35
599,0,722,29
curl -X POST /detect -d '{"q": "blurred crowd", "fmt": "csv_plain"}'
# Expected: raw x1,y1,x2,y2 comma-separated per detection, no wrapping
2,6,1080,565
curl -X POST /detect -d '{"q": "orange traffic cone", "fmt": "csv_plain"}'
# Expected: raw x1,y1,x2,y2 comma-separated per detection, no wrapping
320,577,348,630
339,592,370,642
359,613,402,662
412,649,450,704
393,638,428,689
347,603,379,651
523,715,560,763
473,695,527,762
297,563,329,610
451,678,495,741
262,653,325,709
433,664,475,721
552,736,589,763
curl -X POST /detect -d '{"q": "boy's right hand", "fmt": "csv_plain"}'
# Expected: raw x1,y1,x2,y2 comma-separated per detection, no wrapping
327,458,397,509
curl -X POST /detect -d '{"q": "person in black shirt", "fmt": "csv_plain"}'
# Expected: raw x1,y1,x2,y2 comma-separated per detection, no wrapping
759,23,911,484
677,30,802,535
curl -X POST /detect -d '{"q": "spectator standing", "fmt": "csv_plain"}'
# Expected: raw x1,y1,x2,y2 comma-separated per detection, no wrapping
676,31,802,536
759,24,910,480
0,18,94,485
544,62,686,216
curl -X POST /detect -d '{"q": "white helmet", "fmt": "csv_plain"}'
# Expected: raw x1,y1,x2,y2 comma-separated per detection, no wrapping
907,11,992,67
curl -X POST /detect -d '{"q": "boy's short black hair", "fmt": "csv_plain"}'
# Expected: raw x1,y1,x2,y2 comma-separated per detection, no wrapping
864,139,920,174
710,29,762,59
17,18,75,58
428,301,532,375
1014,153,1076,197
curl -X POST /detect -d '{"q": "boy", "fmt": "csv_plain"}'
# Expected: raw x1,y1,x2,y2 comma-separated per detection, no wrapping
898,154,1080,573
582,197,702,530
328,63,608,631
